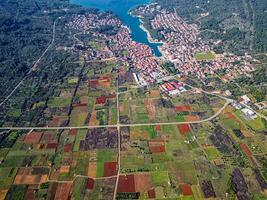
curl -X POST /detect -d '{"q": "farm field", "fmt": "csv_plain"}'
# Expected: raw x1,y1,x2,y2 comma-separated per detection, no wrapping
0,0,266,199
119,85,225,124
0,110,266,199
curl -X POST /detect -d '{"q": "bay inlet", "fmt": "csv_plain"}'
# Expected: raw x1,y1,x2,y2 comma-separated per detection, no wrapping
70,0,162,56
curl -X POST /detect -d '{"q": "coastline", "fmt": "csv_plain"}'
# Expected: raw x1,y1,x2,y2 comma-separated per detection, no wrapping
138,18,168,59
139,22,162,45
129,9,162,44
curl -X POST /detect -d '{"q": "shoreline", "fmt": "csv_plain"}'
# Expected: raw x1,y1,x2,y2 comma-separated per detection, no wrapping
129,9,163,44
139,22,163,45
137,18,168,60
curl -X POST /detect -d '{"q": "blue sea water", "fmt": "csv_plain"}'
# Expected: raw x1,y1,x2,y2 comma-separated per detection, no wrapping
70,0,162,56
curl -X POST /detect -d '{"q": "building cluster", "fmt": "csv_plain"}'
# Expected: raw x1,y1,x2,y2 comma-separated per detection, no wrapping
109,28,166,86
146,8,254,81
199,53,254,81
67,13,121,30
130,3,161,17
159,80,187,96
150,11,210,78
232,97,257,120
67,13,167,86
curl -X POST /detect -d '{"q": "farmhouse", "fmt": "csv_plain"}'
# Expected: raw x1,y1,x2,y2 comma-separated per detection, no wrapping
159,80,187,96
241,108,257,120
240,95,251,104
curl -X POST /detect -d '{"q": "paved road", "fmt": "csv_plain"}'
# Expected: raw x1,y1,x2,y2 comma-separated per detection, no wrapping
113,74,121,200
0,17,60,107
0,99,231,131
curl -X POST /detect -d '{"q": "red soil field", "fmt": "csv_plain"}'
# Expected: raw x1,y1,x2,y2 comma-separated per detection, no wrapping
177,124,191,137
175,105,192,112
240,143,253,157
53,182,72,200
134,173,152,192
90,80,98,87
40,132,56,143
225,112,236,119
149,140,166,153
96,96,107,105
24,187,36,200
90,76,110,88
39,144,46,149
147,188,156,199
185,115,200,121
63,144,72,152
17,168,31,175
117,174,135,193
145,99,156,117
73,103,87,108
98,76,111,87
24,131,43,144
155,125,161,132
46,143,58,149
86,178,95,190
69,129,77,135
179,184,193,196
149,146,165,153
104,162,118,177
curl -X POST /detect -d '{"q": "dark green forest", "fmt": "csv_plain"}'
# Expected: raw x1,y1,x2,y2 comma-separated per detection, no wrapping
0,0,79,101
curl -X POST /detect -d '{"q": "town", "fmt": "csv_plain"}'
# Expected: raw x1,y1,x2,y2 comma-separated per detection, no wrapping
133,5,255,82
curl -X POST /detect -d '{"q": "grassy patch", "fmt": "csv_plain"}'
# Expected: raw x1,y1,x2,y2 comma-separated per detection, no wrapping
47,97,71,108
70,112,87,126
204,147,221,160
194,51,215,61
9,109,21,117
96,149,117,177
68,77,79,84
71,177,86,200
73,129,87,151
32,101,45,109
151,171,169,186
0,167,18,189
247,117,266,131
222,118,240,130
176,114,185,122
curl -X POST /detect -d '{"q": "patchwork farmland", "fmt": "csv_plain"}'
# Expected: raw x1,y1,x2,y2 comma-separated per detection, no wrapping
0,53,266,199
0,6,266,200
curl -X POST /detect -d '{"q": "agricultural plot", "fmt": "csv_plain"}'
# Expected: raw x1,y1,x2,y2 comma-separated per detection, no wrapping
119,87,225,124
0,127,119,198
220,106,266,138
119,120,267,199
119,124,201,199
0,118,266,199
72,177,116,200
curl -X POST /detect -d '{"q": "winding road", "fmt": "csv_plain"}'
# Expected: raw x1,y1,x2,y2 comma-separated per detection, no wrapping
0,98,232,131
0,17,61,107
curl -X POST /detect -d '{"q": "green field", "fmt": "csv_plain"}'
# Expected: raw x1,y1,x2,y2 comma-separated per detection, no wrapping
96,149,117,177
151,171,169,186
204,147,221,160
194,51,216,61
68,77,79,84
47,97,72,108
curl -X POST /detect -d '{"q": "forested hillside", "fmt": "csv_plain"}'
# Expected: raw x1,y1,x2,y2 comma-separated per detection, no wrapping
0,0,69,101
